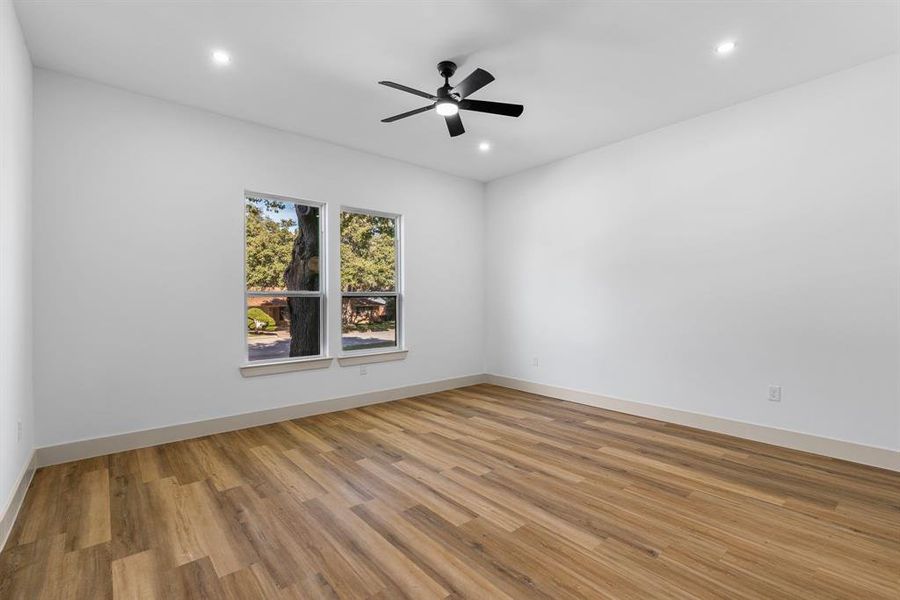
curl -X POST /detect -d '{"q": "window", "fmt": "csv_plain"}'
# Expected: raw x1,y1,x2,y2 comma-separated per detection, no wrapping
340,209,400,353
245,194,324,362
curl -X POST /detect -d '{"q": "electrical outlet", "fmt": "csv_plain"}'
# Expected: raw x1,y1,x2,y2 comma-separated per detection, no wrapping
768,385,782,403
532,356,539,367
17,420,22,443
360,365,368,376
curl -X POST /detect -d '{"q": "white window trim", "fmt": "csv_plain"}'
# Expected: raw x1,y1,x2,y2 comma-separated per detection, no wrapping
240,356,333,377
338,207,405,359
243,191,329,368
337,349,408,367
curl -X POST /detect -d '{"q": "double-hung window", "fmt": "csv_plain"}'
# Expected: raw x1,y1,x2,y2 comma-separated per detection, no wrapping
340,208,401,353
245,193,325,362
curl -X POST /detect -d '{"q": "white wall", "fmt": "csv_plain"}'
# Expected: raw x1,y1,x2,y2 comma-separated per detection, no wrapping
29,54,900,455
33,70,484,448
486,56,900,451
0,0,34,511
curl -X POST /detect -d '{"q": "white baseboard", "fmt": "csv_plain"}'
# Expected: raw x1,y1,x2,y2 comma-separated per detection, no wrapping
35,374,487,467
1,450,36,552
486,374,900,472
30,372,899,472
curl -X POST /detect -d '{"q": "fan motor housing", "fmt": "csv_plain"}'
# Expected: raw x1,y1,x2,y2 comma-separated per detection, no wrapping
436,86,457,101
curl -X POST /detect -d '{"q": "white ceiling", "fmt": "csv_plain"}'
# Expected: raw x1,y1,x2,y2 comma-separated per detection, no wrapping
14,1,900,182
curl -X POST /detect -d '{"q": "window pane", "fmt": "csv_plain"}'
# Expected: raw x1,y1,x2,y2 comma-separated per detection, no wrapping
340,211,396,292
247,296,320,361
246,197,320,292
342,296,397,351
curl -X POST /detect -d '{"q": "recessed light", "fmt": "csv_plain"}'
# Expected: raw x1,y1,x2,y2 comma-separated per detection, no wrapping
211,50,231,66
716,40,736,55
478,141,491,152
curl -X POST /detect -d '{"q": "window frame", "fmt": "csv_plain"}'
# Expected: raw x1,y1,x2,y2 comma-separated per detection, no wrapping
339,206,403,356
243,191,328,366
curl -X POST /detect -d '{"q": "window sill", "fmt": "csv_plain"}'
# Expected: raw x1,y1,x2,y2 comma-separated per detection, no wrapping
240,356,333,377
337,349,408,367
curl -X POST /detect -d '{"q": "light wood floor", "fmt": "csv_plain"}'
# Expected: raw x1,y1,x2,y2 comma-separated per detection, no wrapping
2,385,898,599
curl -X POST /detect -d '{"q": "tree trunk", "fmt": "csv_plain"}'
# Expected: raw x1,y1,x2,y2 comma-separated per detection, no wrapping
284,205,319,356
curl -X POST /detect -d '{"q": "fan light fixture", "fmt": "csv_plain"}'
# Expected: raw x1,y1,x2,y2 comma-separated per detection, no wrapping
435,101,458,116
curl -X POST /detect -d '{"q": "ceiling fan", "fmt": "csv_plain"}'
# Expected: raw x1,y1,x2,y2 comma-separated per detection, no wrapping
379,61,524,137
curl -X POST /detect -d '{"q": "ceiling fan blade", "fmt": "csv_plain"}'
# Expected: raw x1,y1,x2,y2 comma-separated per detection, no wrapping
378,81,437,100
459,99,524,117
445,113,465,137
452,68,494,99
381,104,435,123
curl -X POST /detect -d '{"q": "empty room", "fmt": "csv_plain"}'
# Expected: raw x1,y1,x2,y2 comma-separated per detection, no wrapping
1,0,899,598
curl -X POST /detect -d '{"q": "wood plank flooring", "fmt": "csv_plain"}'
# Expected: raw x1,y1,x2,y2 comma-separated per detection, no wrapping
2,384,899,599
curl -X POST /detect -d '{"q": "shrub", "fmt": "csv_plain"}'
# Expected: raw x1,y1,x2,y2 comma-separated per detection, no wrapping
372,321,394,331
247,307,276,332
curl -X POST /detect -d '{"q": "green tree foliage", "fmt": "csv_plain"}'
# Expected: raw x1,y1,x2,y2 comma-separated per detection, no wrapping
245,197,296,290
341,212,396,292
